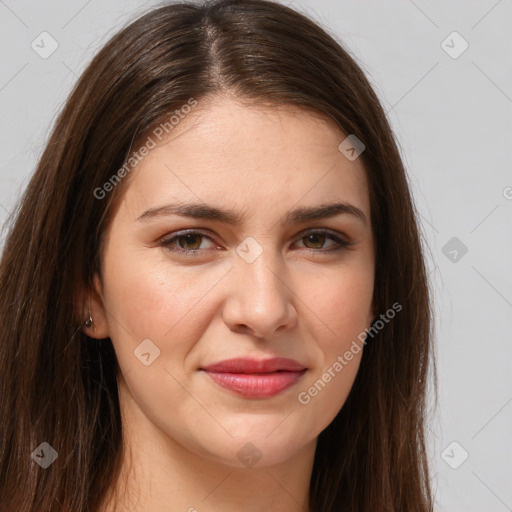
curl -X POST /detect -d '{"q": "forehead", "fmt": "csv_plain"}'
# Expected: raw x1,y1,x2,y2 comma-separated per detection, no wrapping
119,97,371,221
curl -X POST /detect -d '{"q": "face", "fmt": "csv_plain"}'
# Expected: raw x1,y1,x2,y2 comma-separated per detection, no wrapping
86,96,375,468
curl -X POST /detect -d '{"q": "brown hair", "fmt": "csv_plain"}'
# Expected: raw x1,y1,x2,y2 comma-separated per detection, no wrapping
0,1,436,510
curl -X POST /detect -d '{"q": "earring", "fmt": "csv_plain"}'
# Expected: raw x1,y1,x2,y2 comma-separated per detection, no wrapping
84,310,93,328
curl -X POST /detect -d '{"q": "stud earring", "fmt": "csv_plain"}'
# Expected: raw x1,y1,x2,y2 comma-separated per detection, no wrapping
84,310,93,328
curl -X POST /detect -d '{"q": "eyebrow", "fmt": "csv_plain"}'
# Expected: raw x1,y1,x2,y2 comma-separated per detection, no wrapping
136,201,367,226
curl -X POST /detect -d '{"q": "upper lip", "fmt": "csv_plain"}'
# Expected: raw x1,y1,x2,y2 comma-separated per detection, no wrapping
201,357,306,374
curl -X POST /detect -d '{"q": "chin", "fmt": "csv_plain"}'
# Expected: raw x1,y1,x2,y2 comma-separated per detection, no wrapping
216,431,311,469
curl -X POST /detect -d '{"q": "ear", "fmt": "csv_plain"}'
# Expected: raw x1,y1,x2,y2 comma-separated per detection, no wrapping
78,272,110,339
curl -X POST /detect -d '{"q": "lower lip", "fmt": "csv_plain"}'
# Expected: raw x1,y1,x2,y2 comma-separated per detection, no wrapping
203,370,306,398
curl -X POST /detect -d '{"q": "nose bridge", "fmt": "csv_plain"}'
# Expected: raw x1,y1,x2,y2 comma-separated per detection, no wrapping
237,236,286,304
225,235,296,336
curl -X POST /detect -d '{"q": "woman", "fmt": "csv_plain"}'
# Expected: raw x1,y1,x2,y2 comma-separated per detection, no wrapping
0,0,436,510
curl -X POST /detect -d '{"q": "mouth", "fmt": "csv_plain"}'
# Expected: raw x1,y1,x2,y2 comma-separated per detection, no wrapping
200,357,307,398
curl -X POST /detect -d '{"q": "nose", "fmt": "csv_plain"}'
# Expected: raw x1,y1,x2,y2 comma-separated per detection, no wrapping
222,246,298,339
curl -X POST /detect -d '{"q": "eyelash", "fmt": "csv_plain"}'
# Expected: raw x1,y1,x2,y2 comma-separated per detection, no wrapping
160,229,353,257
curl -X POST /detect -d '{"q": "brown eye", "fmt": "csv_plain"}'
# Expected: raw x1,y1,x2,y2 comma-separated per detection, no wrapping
302,233,329,249
160,230,217,256
294,230,351,253
160,228,352,257
176,233,203,250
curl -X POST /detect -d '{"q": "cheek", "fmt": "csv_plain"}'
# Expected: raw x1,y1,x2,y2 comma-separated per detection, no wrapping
294,349,362,443
101,249,229,362
291,268,371,422
302,266,374,345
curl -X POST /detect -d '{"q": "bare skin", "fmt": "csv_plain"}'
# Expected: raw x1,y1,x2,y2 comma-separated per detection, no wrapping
83,95,375,512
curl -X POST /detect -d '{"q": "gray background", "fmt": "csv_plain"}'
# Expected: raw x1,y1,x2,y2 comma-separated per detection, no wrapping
1,1,511,510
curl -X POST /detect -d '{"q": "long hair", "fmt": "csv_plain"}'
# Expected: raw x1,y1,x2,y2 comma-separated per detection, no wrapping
0,1,436,510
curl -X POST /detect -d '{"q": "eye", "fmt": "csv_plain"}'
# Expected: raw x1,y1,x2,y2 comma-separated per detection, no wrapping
293,229,353,254
160,228,353,256
160,230,218,256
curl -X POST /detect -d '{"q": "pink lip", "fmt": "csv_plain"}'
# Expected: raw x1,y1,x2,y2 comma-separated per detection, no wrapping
201,357,307,398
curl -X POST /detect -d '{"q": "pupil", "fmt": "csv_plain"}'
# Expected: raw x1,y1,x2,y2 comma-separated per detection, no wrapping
180,234,200,250
306,234,324,248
